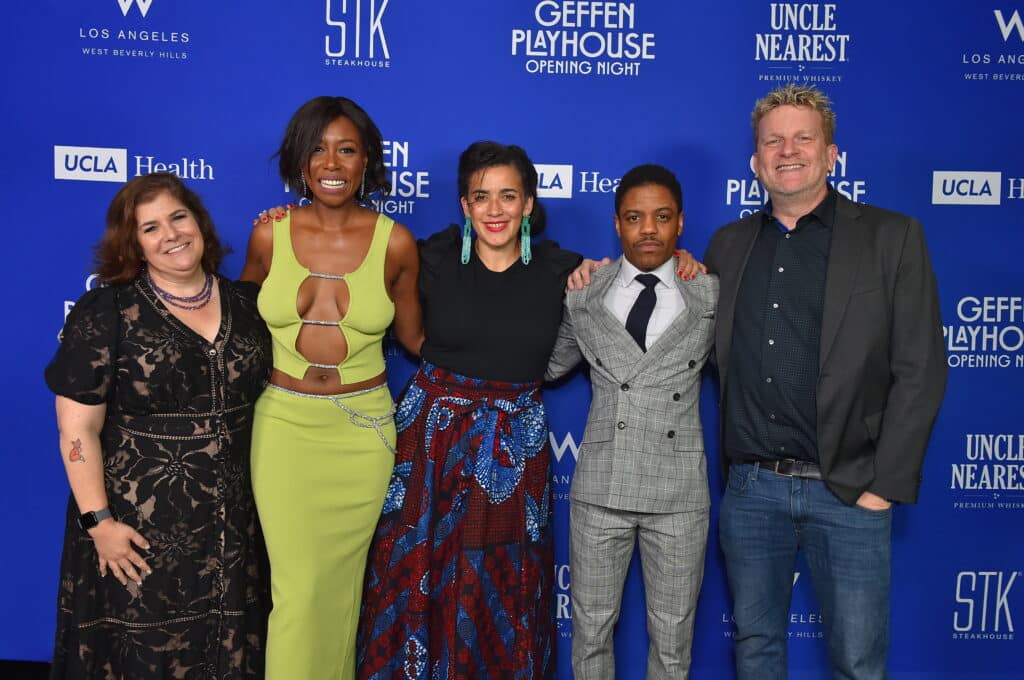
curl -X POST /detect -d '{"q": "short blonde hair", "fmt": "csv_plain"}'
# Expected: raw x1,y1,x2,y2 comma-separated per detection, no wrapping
752,84,836,146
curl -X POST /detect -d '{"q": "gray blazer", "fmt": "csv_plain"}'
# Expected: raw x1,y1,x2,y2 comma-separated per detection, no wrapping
705,194,947,504
546,259,719,513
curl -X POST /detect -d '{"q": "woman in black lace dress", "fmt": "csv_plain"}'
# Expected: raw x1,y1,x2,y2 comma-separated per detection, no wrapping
45,172,272,679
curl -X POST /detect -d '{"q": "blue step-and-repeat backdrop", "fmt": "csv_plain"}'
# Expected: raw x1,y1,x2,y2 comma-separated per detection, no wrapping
4,1,1022,677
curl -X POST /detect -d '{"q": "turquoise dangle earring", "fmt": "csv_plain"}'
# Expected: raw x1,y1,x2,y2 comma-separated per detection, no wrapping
520,214,532,265
460,216,472,264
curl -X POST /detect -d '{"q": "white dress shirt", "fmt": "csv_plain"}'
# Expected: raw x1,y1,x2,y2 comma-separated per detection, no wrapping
604,257,686,350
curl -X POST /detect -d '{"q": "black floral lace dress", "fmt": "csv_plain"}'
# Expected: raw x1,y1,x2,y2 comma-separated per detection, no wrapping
44,276,272,679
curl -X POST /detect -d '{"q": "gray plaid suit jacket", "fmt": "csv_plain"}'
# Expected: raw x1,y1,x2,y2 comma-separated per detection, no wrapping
546,258,719,513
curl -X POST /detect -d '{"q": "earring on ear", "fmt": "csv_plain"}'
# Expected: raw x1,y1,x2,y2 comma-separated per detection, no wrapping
460,217,472,265
359,167,367,202
298,172,312,206
520,215,532,265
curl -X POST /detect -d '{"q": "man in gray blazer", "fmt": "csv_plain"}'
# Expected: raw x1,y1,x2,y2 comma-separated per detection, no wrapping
705,85,947,679
546,164,718,679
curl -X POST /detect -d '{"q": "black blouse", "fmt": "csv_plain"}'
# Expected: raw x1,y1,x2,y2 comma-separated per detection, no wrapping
419,225,582,383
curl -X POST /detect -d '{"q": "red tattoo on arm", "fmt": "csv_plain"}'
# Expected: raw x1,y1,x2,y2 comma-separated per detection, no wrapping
69,438,86,463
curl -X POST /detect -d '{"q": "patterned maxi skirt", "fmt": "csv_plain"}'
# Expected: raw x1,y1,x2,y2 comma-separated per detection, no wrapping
357,361,554,679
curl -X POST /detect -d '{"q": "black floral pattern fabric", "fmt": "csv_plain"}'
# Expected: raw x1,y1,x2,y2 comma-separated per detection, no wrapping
45,277,272,679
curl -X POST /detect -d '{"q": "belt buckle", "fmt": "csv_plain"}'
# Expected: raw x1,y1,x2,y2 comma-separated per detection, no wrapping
773,459,796,477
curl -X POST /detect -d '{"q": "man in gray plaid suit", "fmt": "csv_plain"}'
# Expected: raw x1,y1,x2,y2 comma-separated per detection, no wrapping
546,164,718,679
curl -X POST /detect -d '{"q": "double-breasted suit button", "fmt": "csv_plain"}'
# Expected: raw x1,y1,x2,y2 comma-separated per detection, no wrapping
621,383,630,392
687,359,696,368
672,393,681,401
667,430,676,438
617,421,626,430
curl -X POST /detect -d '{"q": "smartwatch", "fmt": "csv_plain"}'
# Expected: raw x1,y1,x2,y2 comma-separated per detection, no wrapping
77,507,114,532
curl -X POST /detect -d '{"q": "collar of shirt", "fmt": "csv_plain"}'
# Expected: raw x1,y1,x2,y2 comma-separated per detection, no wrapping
762,187,838,234
615,255,678,291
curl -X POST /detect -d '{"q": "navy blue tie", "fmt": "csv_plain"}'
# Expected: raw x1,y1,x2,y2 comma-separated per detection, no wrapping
625,273,659,352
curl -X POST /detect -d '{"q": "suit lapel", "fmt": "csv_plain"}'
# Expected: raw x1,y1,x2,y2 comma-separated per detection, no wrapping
587,260,647,363
715,217,760,389
643,271,703,359
819,196,864,370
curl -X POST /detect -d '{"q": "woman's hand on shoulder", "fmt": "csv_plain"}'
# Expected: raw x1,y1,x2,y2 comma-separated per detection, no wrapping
90,519,152,588
566,257,612,290
240,205,291,284
251,204,292,227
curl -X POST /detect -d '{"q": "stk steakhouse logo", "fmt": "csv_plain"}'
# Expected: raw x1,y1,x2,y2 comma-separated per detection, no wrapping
77,0,190,62
324,0,391,69
54,145,215,183
954,570,1019,640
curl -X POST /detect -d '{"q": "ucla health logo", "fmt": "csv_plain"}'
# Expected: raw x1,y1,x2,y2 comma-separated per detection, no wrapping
753,2,851,85
511,1,658,78
77,0,190,61
535,164,574,199
55,146,215,183
932,171,1002,205
958,8,1024,82
324,0,391,69
954,570,1019,640
54,146,127,183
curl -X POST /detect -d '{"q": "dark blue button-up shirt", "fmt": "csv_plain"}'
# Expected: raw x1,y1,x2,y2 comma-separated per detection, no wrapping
724,190,836,464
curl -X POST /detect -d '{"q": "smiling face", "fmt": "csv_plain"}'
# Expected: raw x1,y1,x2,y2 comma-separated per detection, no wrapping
753,103,838,207
305,115,368,206
460,164,535,255
136,191,205,281
614,183,683,272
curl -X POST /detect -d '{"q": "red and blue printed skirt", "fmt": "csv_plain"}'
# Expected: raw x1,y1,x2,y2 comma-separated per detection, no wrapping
357,361,554,679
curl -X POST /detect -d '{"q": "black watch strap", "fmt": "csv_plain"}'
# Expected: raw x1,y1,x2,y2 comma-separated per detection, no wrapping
77,507,114,532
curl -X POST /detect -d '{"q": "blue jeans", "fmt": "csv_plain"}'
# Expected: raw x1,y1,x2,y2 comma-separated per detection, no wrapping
719,463,892,680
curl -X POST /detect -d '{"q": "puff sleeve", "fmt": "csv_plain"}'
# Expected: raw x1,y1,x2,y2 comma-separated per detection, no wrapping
45,286,119,405
533,240,583,288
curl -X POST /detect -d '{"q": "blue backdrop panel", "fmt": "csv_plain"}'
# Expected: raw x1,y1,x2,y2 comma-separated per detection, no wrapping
3,1,1022,677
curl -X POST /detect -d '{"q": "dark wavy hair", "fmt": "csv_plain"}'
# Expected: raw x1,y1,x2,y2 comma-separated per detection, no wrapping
95,172,226,285
276,96,390,202
457,141,546,236
614,164,684,215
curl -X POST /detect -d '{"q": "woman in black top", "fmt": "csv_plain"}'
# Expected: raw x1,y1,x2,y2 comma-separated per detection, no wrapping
46,173,271,678
356,142,581,679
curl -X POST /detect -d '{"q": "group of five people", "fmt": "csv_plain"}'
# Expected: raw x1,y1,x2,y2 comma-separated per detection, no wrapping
47,83,946,679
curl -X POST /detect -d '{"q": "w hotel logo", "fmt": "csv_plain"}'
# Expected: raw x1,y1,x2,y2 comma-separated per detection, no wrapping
54,146,128,183
117,0,154,17
995,10,1024,42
